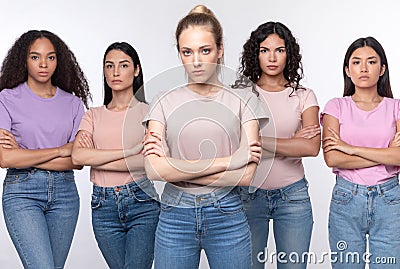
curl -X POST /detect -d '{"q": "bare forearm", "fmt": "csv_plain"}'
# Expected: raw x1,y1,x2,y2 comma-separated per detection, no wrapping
95,154,144,172
324,150,378,169
144,155,229,182
190,163,257,186
35,157,82,171
0,148,60,168
262,136,320,158
72,148,125,166
351,147,400,166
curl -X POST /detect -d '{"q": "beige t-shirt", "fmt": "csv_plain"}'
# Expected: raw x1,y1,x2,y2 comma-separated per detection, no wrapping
78,103,148,187
144,86,269,194
254,86,319,190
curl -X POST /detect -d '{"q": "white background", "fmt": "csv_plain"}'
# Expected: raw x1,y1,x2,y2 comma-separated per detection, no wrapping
1,0,399,268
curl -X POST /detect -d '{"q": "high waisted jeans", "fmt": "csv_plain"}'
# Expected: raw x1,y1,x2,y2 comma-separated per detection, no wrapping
329,176,400,269
91,177,160,269
241,178,313,269
2,168,79,269
154,184,252,269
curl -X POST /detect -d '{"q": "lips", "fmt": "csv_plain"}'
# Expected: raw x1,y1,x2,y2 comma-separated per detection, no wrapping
267,65,278,70
359,76,369,80
192,70,205,76
112,80,122,83
38,72,49,76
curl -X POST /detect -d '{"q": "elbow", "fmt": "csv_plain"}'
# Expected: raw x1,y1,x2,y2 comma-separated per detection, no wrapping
71,153,84,166
309,147,320,157
324,155,337,168
144,157,168,182
0,159,9,168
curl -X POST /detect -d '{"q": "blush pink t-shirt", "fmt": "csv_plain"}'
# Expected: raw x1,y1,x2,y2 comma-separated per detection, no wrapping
253,86,319,190
144,86,269,194
321,96,400,186
78,103,148,187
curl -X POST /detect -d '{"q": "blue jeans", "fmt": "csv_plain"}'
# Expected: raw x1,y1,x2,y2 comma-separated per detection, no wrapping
329,176,400,269
241,178,313,269
2,168,79,269
154,184,252,269
91,177,160,269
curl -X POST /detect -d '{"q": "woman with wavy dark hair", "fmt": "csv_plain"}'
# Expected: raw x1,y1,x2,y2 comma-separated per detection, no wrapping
72,42,160,269
321,37,400,268
0,30,91,268
238,21,320,269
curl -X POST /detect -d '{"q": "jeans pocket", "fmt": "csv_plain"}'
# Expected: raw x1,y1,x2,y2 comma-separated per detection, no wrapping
91,193,103,210
331,185,353,205
215,195,243,215
284,186,310,204
132,187,158,202
4,173,30,185
382,185,400,205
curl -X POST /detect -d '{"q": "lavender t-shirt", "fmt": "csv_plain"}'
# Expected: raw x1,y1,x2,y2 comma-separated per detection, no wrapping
144,86,269,193
321,96,400,185
0,82,85,149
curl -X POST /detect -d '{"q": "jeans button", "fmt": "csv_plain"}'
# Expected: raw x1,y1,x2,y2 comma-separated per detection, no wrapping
196,197,201,203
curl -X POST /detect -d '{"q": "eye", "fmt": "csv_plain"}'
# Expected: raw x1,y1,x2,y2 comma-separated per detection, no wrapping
105,64,113,69
368,60,376,65
182,50,191,56
31,55,39,60
352,61,360,65
277,48,286,53
48,55,56,61
259,49,267,54
202,48,210,55
121,64,129,68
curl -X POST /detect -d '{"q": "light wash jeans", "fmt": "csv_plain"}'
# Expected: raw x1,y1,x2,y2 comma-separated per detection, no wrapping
241,178,313,269
154,184,252,269
91,177,160,269
329,176,400,269
2,168,79,269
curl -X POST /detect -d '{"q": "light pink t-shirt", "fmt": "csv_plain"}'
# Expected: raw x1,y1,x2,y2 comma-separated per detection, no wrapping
144,86,269,194
79,103,148,187
254,86,319,190
321,96,400,186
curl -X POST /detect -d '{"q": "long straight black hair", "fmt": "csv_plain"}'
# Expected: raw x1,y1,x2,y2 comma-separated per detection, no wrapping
343,37,392,98
103,42,145,105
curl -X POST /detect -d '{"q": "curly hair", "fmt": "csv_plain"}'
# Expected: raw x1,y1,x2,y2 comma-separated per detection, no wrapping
0,30,91,108
238,22,303,93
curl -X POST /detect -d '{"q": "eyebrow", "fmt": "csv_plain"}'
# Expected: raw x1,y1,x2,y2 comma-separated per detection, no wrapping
29,51,56,55
259,46,285,50
180,45,212,50
105,60,131,64
351,56,378,60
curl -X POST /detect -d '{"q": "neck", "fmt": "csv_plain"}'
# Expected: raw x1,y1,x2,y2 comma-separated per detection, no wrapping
107,89,137,111
352,87,381,102
257,73,288,92
26,79,56,98
187,81,223,96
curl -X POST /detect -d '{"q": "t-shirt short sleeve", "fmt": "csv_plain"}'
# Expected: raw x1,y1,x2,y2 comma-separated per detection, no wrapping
69,100,85,142
78,107,94,135
142,92,167,127
241,91,270,129
320,98,340,125
302,89,319,112
0,95,11,131
395,99,400,122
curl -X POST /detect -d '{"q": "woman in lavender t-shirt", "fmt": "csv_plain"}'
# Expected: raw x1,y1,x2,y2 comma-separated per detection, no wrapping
321,37,400,268
0,30,91,268
142,5,268,269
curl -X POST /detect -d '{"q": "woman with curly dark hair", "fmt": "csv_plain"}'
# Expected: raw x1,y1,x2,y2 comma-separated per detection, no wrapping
238,22,320,269
0,30,91,269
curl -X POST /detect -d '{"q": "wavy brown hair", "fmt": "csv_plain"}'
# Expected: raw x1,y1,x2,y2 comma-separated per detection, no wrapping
238,22,303,93
0,30,91,108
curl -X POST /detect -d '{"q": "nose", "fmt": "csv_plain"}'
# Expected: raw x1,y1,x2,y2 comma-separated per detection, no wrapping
39,58,47,68
193,53,202,67
360,61,368,73
268,51,277,62
113,66,120,76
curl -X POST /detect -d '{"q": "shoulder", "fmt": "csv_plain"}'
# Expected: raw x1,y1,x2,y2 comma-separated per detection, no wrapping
0,83,25,100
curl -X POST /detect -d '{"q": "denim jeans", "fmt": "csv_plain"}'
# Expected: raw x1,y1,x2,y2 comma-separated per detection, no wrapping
91,177,160,269
154,184,252,269
329,176,400,269
2,168,79,269
241,178,313,269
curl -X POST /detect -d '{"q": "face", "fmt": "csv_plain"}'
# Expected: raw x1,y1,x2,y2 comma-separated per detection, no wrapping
104,49,139,92
345,46,385,90
178,25,223,84
258,33,287,78
26,37,57,85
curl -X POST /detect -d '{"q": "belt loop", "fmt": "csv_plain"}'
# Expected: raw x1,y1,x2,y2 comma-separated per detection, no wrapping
352,183,358,195
376,184,383,196
102,187,106,200
126,183,133,196
279,189,285,200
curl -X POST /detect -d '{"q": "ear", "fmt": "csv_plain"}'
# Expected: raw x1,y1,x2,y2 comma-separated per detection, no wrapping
217,43,224,60
345,66,351,78
380,64,386,77
134,65,140,77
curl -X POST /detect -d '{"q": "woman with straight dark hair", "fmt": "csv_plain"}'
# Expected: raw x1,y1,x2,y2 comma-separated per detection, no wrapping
0,29,91,269
72,42,160,269
237,21,320,269
321,36,400,268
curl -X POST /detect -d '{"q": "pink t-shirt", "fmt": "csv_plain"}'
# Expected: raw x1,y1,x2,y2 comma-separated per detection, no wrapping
253,86,319,190
78,103,148,187
321,96,400,185
144,86,269,194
